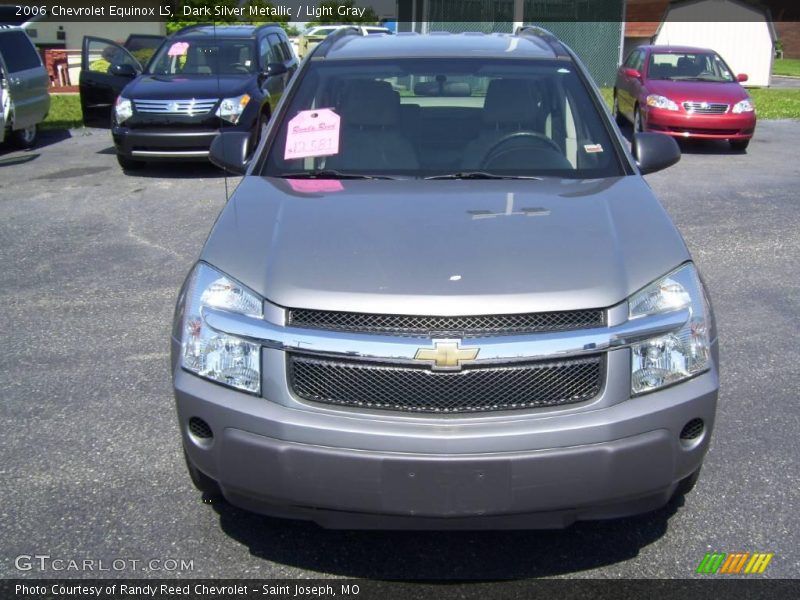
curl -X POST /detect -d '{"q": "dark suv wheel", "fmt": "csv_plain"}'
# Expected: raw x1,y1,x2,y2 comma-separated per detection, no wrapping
116,154,144,170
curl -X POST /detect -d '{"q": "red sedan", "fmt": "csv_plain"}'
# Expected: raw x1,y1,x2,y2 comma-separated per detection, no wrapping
613,45,756,151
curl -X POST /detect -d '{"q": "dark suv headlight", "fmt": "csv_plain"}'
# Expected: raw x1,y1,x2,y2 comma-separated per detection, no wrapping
216,94,251,124
115,96,133,123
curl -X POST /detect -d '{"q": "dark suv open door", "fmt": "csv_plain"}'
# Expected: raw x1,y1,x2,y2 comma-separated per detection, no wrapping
123,34,164,57
79,34,164,127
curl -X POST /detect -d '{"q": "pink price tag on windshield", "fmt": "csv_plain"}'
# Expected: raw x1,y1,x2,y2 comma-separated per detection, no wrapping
168,42,189,57
284,109,340,160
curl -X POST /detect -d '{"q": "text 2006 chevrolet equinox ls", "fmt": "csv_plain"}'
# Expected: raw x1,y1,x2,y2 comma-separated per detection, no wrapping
171,28,718,529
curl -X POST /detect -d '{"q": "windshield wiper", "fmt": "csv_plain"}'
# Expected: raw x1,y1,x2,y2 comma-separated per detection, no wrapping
278,170,395,180
425,171,543,180
667,76,723,82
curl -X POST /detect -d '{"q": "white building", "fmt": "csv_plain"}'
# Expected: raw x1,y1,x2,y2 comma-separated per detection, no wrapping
653,0,776,87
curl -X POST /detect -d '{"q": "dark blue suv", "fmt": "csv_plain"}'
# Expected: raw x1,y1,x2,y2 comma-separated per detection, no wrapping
79,24,297,170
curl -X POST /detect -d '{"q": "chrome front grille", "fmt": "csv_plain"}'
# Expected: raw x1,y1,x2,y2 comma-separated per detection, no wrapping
286,308,606,338
133,98,218,115
288,354,604,414
683,101,728,114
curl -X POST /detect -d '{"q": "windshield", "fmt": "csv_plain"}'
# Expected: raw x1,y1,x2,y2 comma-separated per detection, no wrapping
261,58,622,179
647,52,735,82
147,38,257,76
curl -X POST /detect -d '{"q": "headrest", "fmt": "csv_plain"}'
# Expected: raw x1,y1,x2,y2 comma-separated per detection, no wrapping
340,80,400,126
483,79,537,124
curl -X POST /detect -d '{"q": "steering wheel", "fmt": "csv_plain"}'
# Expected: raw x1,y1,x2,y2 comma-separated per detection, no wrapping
229,63,250,74
480,131,563,169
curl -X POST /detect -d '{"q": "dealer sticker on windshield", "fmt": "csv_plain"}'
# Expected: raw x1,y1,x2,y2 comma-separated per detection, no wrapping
284,108,341,160
167,42,189,57
584,143,604,153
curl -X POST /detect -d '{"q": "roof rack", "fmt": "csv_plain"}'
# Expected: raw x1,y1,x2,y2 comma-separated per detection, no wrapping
310,26,361,58
171,23,215,36
515,25,570,58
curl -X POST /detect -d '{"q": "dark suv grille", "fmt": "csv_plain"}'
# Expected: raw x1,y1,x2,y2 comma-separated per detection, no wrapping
287,308,605,337
288,355,604,414
134,98,218,115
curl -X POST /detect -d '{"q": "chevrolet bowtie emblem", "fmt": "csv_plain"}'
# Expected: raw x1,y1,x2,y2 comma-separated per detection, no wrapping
414,340,479,371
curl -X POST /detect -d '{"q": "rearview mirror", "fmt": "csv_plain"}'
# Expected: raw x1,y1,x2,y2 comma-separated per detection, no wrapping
110,63,139,78
737,73,749,83
209,131,251,175
632,132,681,175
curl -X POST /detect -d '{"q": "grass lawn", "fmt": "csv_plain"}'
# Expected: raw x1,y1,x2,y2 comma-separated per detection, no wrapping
42,94,83,130
772,58,800,77
598,87,800,120
748,88,800,119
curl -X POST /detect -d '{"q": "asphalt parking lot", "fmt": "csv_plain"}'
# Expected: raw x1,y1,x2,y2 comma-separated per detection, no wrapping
0,122,798,580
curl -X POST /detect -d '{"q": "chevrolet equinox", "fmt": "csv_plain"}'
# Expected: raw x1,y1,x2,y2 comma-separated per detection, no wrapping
171,27,718,529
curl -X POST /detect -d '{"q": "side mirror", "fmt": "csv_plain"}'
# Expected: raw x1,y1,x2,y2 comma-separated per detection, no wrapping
632,132,681,175
209,131,251,175
110,63,138,78
264,62,288,78
624,68,642,80
737,73,749,83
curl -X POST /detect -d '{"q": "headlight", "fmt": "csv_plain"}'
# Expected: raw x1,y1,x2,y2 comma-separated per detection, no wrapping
179,263,262,393
646,94,679,111
732,98,754,114
629,263,711,395
215,93,251,124
115,96,133,123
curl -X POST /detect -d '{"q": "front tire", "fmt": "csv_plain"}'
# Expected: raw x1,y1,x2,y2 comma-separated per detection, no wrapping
13,124,37,149
674,467,702,498
116,153,144,170
183,448,222,498
730,139,750,152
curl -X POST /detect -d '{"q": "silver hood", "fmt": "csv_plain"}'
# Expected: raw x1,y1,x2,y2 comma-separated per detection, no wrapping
201,177,690,315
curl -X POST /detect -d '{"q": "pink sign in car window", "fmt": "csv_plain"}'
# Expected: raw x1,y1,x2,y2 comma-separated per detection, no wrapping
168,42,189,57
284,108,341,160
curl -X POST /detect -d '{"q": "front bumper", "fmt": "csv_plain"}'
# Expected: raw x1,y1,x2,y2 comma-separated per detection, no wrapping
644,108,756,140
113,126,219,161
174,344,718,529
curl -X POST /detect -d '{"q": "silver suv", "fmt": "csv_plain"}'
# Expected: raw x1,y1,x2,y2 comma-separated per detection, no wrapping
172,28,718,529
0,25,49,147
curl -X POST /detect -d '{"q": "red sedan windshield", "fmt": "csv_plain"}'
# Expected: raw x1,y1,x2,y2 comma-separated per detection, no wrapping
648,52,735,83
